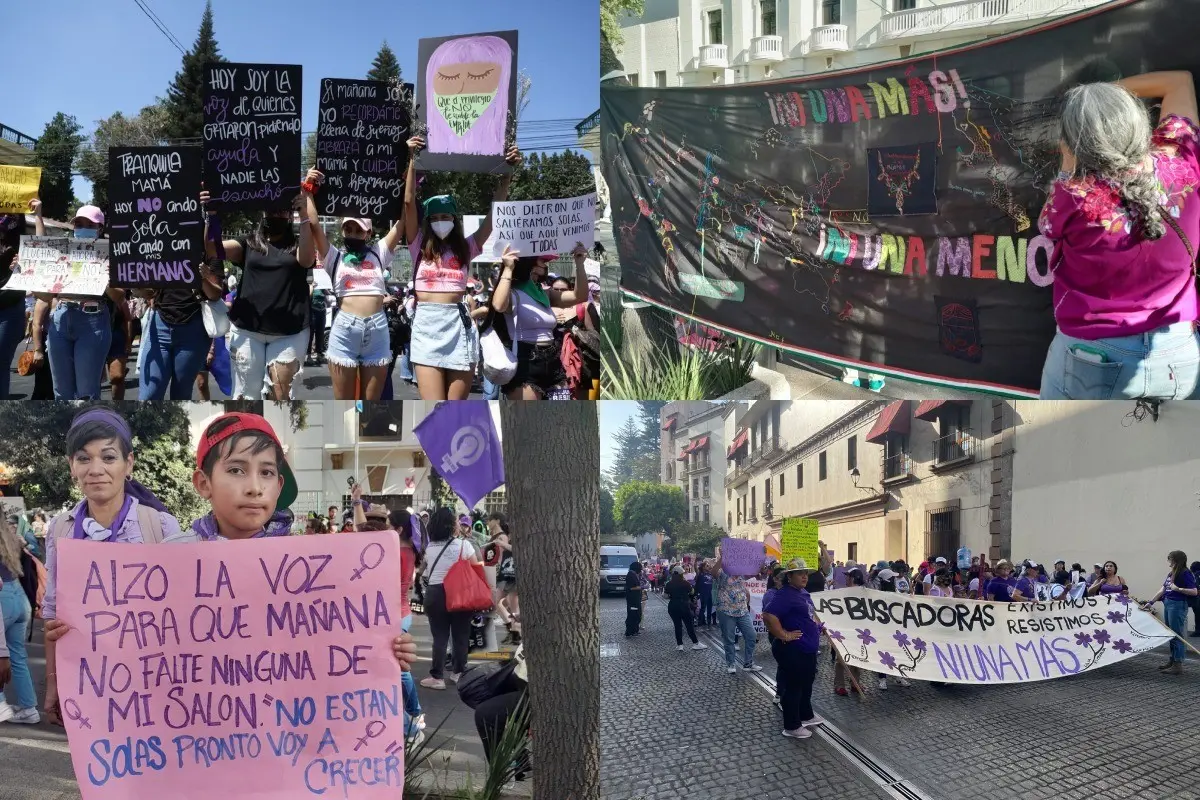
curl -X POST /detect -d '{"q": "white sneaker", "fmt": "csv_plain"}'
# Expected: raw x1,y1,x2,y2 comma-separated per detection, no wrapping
677,645,685,651
782,727,812,739
447,672,463,685
727,667,737,674
415,714,426,731
744,664,763,672
877,678,888,691
7,707,39,724
692,643,708,650
0,704,13,724
897,677,911,687
406,730,426,749
420,677,446,690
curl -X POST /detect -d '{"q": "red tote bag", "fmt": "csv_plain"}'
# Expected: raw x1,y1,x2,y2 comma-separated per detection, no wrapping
444,556,494,613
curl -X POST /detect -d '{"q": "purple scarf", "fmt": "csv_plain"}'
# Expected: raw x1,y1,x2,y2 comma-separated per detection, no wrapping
73,495,134,541
69,408,170,514
189,510,293,541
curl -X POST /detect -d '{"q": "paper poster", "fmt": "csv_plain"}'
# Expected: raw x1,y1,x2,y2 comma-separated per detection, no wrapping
746,577,767,633
780,518,819,566
720,537,764,577
415,30,519,174
54,533,405,799
203,63,303,210
3,236,109,296
816,587,1174,685
315,79,412,220
488,193,596,257
107,146,205,289
0,164,41,214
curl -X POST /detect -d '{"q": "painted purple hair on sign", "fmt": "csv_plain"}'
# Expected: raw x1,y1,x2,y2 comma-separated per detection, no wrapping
416,30,518,175
721,537,765,577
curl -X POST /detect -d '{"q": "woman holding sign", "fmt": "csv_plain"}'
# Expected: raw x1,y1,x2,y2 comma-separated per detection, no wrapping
200,187,317,400
39,407,183,725
403,135,522,400
302,170,406,400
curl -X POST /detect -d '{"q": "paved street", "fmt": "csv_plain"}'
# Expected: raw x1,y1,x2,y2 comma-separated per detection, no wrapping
601,595,1200,800
0,614,525,800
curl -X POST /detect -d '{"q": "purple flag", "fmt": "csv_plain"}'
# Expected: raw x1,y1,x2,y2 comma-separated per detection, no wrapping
413,401,505,510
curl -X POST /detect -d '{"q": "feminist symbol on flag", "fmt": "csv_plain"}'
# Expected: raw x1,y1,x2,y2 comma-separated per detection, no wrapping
440,425,487,473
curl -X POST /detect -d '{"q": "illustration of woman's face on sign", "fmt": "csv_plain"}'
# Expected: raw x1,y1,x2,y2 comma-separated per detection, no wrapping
426,34,512,155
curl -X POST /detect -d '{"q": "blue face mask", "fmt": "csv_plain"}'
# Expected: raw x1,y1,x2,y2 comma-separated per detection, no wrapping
74,228,99,240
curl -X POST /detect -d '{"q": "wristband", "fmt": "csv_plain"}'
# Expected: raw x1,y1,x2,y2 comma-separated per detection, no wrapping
301,180,318,195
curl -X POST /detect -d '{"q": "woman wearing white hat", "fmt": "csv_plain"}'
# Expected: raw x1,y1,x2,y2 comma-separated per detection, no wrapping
763,558,821,740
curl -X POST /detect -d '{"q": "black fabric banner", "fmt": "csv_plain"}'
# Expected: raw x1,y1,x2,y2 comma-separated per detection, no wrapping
601,0,1199,395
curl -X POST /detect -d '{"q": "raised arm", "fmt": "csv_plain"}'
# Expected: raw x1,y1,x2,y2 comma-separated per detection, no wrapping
403,136,423,246
549,243,590,307
1118,70,1198,124
473,146,523,249
30,198,44,236
295,192,316,269
381,213,404,253
304,169,330,259
489,246,519,314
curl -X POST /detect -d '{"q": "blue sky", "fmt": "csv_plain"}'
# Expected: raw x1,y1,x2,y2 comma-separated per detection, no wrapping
600,401,638,475
0,0,598,199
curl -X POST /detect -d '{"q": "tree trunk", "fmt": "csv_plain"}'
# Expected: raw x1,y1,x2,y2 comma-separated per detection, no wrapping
499,401,600,800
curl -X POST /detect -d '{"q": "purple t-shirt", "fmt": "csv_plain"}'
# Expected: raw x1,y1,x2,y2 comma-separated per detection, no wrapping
986,577,1015,602
1164,568,1198,602
764,586,819,654
1038,114,1200,339
1013,577,1037,601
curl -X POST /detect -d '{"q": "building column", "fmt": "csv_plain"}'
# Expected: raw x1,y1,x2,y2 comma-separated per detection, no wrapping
988,400,1014,561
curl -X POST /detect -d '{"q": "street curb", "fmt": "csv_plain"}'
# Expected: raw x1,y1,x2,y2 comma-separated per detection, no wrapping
714,363,791,401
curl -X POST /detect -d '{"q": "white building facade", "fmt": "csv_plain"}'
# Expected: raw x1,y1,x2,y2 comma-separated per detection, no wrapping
617,0,1109,87
660,401,732,529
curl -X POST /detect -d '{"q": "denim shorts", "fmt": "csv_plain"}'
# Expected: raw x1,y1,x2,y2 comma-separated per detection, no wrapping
1040,322,1200,400
326,310,392,368
409,302,479,372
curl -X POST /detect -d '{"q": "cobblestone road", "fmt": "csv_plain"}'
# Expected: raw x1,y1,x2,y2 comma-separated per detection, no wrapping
606,594,1200,800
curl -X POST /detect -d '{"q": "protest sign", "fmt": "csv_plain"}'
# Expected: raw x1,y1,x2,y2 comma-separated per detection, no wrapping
315,79,412,220
746,578,767,633
107,147,205,289
602,0,1200,395
815,587,1174,685
3,237,109,296
780,518,818,565
0,164,41,213
413,401,504,509
415,30,519,174
55,533,405,799
488,193,596,257
203,63,302,210
720,537,764,577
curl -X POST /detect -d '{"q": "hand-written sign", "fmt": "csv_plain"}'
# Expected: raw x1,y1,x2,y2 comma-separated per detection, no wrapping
0,164,42,213
816,587,1174,684
488,193,596,257
107,147,204,289
316,79,412,220
780,518,819,566
746,577,767,633
203,63,303,211
55,533,405,799
720,537,765,577
3,237,109,296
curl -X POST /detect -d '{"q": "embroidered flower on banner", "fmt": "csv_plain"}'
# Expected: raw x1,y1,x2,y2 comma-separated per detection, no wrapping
1107,611,1125,623
1093,629,1111,645
856,629,876,646
1113,639,1132,654
879,652,898,669
892,631,910,647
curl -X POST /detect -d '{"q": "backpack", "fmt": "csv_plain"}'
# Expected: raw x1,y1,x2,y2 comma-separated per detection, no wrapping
50,502,165,544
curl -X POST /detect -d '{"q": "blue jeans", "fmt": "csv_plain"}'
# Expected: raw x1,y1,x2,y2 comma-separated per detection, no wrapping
139,310,211,401
401,614,423,736
48,302,111,399
0,302,25,399
718,611,757,668
1040,322,1200,400
482,374,500,400
1164,598,1189,662
399,351,414,382
0,581,36,710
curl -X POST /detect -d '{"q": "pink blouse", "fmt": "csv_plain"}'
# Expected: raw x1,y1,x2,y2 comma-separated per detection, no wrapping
408,231,482,294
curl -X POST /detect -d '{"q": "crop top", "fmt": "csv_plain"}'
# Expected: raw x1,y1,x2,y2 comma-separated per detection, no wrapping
507,289,557,344
408,231,481,294
323,243,393,298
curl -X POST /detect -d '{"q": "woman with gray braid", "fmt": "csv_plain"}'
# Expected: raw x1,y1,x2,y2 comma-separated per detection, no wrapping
1039,71,1200,400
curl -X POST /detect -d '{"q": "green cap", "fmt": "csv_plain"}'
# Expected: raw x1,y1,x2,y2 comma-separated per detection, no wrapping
422,194,458,217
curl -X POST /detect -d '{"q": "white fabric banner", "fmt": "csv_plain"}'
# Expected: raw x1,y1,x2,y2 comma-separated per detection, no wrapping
814,587,1174,685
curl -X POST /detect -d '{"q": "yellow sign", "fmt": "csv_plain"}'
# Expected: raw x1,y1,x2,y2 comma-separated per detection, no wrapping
780,517,819,565
0,165,41,214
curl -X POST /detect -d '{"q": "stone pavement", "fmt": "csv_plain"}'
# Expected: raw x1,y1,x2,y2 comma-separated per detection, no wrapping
672,596,1200,800
599,596,894,800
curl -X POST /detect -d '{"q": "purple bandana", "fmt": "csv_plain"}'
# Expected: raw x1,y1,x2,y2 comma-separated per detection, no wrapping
73,495,134,541
189,510,294,541
69,408,170,514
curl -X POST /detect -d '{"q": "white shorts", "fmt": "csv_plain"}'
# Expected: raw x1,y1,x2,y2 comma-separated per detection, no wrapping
228,323,309,399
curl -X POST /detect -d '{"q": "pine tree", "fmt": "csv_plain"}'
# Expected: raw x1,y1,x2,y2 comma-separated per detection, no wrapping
163,0,225,141
367,41,402,84
31,113,83,220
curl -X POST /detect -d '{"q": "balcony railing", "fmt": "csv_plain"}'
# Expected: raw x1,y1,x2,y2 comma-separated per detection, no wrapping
748,438,789,469
882,452,913,482
725,460,751,486
749,34,784,62
809,24,849,53
575,110,600,137
0,124,37,149
698,43,729,69
932,430,975,468
880,0,1104,40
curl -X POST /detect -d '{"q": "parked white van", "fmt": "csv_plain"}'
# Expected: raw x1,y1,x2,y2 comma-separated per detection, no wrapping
599,545,639,595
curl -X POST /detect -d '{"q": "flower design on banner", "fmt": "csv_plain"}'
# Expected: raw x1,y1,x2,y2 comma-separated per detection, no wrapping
856,629,876,645
1074,632,1093,646
892,631,910,647
1107,611,1126,623
1093,629,1111,645
1115,594,1132,607
827,629,845,643
879,651,898,669
1113,639,1133,654
912,638,928,653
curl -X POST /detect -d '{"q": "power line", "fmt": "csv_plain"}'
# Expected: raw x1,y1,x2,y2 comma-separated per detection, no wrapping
140,0,188,52
130,0,186,55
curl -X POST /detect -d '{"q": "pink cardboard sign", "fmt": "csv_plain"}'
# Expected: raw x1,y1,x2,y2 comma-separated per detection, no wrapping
55,532,405,800
720,537,765,577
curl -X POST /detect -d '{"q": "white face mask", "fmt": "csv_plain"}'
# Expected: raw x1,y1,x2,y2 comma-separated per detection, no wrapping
431,220,454,239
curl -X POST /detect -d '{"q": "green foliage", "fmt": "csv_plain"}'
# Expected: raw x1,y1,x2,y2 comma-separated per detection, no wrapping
367,41,402,84
669,520,725,558
508,150,595,203
613,480,685,537
600,487,616,536
0,403,206,524
76,105,170,210
600,0,645,51
602,414,659,492
303,132,318,171
603,329,759,400
163,0,226,141
31,113,83,220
